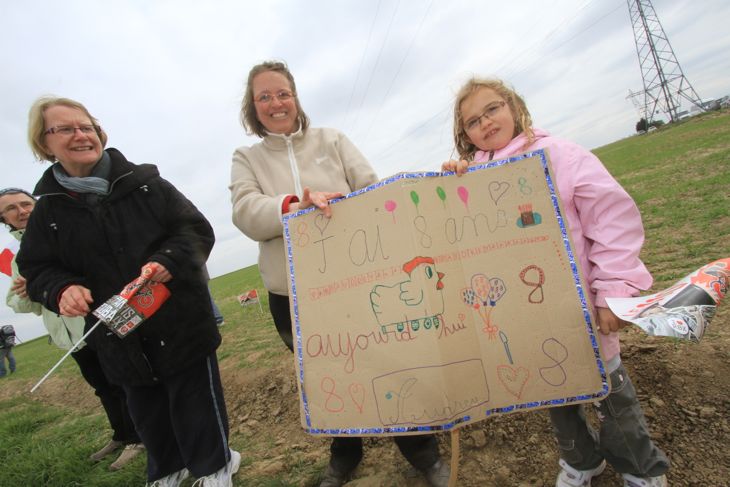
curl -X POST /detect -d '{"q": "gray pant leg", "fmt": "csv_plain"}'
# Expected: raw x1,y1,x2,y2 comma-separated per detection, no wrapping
594,363,670,477
549,403,604,470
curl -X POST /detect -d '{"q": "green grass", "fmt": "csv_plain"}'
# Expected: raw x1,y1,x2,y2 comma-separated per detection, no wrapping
0,396,146,486
1,109,729,486
594,109,730,287
209,265,291,368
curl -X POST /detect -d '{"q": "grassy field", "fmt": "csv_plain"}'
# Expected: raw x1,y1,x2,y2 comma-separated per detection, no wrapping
1,109,728,486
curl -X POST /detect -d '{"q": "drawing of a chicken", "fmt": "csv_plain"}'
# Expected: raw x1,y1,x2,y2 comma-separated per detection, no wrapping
370,256,446,333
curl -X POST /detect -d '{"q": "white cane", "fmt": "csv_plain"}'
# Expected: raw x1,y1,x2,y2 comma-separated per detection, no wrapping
30,318,104,393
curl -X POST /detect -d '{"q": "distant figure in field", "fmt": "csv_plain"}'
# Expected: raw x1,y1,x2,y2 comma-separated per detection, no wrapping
0,323,16,377
230,59,450,487
1,186,143,468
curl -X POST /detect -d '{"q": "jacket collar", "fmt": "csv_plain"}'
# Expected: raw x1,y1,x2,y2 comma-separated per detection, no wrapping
475,128,550,162
33,148,159,199
260,124,305,150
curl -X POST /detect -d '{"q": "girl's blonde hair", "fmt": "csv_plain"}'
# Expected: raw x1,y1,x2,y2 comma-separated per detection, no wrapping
452,77,534,160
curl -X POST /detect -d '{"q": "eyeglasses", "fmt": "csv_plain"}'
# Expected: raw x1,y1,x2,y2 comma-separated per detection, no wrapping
254,90,295,104
0,201,34,216
44,124,98,136
464,101,507,132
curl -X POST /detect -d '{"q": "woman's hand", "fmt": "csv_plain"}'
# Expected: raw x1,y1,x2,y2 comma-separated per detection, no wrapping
291,187,343,218
143,262,172,283
441,159,470,176
596,306,631,335
10,276,28,298
59,285,93,317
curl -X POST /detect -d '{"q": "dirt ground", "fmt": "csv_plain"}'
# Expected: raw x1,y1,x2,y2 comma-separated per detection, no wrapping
219,308,730,486
11,305,729,487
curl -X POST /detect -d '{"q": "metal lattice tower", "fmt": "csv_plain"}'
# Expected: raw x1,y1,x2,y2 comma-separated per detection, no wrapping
627,0,704,123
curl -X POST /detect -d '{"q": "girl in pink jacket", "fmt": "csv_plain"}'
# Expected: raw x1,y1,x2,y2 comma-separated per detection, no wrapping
443,78,669,487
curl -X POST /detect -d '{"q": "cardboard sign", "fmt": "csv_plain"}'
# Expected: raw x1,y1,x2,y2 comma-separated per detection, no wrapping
283,150,607,435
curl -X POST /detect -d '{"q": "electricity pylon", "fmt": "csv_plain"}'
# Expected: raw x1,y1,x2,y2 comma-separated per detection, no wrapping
627,0,704,123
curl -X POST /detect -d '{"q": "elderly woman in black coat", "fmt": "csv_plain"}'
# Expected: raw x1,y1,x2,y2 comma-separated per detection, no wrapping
18,96,239,486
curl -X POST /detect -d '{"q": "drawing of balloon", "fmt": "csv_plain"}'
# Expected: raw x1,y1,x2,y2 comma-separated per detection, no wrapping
462,288,478,308
410,190,420,214
471,274,491,304
466,273,506,339
488,277,507,305
436,186,447,208
457,185,469,211
384,199,397,223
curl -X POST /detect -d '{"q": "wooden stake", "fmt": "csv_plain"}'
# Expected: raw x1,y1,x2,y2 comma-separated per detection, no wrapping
448,428,460,487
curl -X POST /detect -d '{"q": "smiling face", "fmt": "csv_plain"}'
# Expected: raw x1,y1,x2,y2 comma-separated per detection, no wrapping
460,87,516,153
42,105,103,176
252,70,299,135
0,192,35,230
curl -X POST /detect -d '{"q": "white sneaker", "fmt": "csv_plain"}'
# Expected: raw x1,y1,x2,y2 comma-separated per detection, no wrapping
147,468,190,487
556,458,606,487
623,473,667,487
192,449,241,487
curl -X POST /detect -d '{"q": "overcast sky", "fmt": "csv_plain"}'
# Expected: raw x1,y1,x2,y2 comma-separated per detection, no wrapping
2,0,729,341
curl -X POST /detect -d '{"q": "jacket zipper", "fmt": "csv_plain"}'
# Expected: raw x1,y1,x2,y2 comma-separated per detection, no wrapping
285,137,303,198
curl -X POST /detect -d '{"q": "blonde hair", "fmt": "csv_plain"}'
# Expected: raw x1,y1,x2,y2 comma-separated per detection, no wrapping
239,60,310,138
27,96,108,162
452,77,534,160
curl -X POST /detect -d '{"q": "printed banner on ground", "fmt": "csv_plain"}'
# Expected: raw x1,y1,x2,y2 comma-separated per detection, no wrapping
238,289,260,306
283,150,607,436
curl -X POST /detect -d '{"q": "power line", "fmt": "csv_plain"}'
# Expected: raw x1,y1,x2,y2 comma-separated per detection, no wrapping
341,0,383,129
506,2,623,79
496,0,596,77
372,102,451,161
369,0,624,165
350,0,402,131
362,0,434,140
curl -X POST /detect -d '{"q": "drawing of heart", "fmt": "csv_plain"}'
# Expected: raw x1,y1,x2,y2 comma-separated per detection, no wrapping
497,365,530,399
349,383,366,413
488,181,510,205
314,213,331,235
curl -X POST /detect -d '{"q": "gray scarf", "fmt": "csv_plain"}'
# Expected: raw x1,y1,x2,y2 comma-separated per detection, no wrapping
52,151,111,195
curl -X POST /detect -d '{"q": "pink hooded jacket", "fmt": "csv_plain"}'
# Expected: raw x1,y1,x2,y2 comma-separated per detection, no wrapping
474,129,652,361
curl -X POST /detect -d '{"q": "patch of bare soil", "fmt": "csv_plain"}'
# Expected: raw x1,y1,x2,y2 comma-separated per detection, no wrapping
219,307,730,486
2,372,103,412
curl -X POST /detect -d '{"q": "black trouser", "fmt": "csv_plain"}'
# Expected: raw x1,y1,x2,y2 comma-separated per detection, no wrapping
269,292,441,473
71,346,140,443
123,353,230,481
269,292,295,351
330,435,440,474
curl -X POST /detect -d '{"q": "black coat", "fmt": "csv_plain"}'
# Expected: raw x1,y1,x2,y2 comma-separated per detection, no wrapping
17,148,220,385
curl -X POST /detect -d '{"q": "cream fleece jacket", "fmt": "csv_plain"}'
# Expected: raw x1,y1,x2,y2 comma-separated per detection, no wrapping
230,127,378,295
